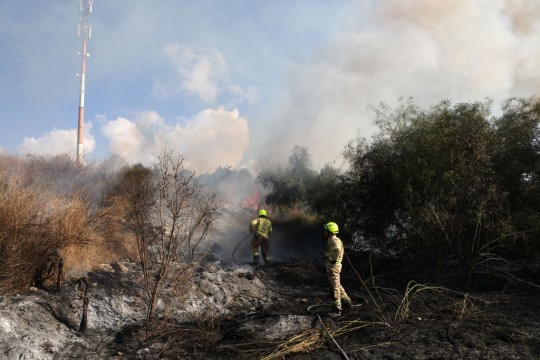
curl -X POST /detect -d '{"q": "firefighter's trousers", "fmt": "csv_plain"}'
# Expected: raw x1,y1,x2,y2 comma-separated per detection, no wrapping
251,234,270,263
326,263,350,308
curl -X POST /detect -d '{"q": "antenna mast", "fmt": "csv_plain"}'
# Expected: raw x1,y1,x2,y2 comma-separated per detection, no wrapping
76,0,93,165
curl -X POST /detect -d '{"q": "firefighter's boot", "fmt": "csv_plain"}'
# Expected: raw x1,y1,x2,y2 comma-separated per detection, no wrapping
342,296,353,313
332,300,342,316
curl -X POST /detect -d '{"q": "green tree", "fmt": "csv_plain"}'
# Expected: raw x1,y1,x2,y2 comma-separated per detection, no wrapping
493,97,540,258
342,100,512,282
257,145,316,209
308,163,342,217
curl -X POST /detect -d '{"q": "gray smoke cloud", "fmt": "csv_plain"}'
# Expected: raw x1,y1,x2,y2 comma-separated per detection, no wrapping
254,0,540,168
9,0,539,175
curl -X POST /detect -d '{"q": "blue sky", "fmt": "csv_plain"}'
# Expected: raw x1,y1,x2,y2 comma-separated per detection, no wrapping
1,0,539,173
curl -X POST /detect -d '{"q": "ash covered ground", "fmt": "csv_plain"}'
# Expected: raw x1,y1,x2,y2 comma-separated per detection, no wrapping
0,217,539,359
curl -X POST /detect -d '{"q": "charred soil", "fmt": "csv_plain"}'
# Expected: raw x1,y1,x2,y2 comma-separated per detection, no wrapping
1,254,539,360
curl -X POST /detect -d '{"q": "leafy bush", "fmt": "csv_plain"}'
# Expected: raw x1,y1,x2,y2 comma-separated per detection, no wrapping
257,97,540,285
257,146,317,209
341,98,540,282
492,97,540,258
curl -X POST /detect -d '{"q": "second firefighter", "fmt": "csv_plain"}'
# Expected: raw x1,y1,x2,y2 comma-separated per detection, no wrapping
323,221,352,314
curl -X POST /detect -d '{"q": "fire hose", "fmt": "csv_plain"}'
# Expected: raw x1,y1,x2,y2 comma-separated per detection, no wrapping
232,233,252,264
230,232,363,359
232,233,367,303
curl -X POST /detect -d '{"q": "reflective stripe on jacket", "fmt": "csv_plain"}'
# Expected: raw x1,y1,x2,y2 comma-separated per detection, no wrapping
325,234,344,267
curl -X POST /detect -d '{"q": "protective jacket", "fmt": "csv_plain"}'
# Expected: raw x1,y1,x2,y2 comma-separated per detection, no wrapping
249,217,272,239
324,234,344,267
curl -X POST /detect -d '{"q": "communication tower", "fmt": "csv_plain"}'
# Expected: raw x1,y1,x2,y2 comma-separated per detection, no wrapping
76,0,93,165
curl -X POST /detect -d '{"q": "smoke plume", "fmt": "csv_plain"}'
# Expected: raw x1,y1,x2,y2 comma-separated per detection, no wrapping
255,0,540,167
101,107,249,173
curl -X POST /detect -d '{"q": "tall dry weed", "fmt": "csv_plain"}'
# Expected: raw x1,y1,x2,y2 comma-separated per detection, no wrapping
0,175,53,292
0,154,136,293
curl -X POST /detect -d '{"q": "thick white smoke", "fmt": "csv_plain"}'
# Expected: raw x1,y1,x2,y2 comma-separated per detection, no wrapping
17,125,96,157
101,107,249,173
256,0,540,167
12,0,540,174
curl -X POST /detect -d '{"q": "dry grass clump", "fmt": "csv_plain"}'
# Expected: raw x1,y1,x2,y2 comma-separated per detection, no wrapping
248,318,373,360
0,177,115,293
360,280,485,329
260,328,324,359
0,176,52,292
58,194,139,276
147,308,223,356
272,205,318,227
185,308,224,348
0,154,137,294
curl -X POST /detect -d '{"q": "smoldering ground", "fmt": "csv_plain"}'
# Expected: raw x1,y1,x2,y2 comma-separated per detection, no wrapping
3,247,537,359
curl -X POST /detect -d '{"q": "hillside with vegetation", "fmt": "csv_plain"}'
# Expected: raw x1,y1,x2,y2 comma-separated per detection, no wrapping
0,97,538,359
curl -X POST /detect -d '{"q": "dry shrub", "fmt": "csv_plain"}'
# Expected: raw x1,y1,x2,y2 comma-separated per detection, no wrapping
99,195,139,260
146,308,223,358
59,196,139,276
0,172,132,293
0,153,146,293
40,195,104,275
272,205,318,225
44,195,98,245
122,150,222,324
170,263,194,302
185,308,223,348
61,224,135,283
0,175,55,292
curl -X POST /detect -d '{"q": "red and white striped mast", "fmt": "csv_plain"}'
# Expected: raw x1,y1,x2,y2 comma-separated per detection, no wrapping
76,0,93,165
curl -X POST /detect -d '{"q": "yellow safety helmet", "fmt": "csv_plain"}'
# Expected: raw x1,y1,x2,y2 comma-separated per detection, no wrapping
258,209,267,217
324,222,339,234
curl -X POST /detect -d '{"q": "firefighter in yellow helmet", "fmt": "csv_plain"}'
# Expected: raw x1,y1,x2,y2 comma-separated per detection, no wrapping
249,209,273,265
323,222,352,314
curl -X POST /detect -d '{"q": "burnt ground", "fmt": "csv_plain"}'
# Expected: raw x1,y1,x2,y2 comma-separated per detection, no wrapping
1,252,539,360
110,255,539,359
216,262,539,360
